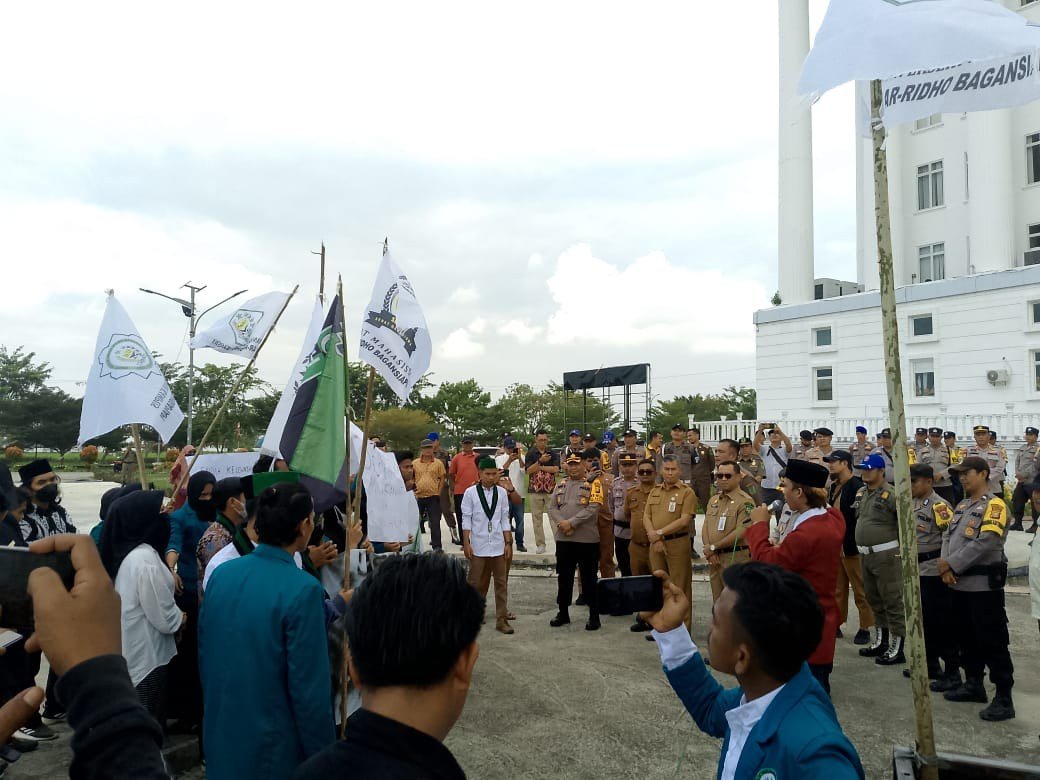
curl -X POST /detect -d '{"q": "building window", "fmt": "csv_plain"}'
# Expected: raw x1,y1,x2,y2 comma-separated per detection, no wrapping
917,161,944,209
1029,301,1040,326
1030,224,1040,250
910,314,933,336
813,327,832,348
813,367,833,402
911,358,935,397
914,114,941,131
1029,133,1040,185
918,243,945,282
1033,351,1040,392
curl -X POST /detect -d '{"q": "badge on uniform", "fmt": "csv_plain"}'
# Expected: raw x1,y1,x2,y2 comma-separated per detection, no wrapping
717,516,727,532
668,498,676,512
989,504,1004,520
881,491,890,500
964,526,976,538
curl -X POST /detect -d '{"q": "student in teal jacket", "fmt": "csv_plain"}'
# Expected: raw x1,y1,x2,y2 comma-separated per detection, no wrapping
643,562,864,779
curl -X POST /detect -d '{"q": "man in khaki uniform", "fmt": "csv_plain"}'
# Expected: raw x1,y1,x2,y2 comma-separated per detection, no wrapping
702,460,754,600
716,439,762,505
686,426,715,513
805,427,836,462
964,425,1006,495
737,437,766,487
847,426,874,466
1010,425,1040,532
549,453,603,631
643,455,697,630
624,458,657,633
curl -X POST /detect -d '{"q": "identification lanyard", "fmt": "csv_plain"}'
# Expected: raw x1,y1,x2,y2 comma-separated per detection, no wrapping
477,485,498,534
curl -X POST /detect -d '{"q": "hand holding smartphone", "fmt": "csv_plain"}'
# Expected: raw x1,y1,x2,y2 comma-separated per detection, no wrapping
596,575,664,615
0,547,75,630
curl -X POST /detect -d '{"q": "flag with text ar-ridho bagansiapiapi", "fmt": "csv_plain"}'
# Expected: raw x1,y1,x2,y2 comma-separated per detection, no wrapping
190,291,292,358
77,293,184,447
358,251,432,403
797,0,1040,127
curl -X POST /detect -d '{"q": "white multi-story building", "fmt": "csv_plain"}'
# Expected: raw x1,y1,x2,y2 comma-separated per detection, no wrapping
756,0,1040,437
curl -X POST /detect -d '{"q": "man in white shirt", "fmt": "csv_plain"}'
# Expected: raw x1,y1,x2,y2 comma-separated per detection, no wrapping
495,436,528,552
753,423,792,508
642,562,864,779
462,457,515,635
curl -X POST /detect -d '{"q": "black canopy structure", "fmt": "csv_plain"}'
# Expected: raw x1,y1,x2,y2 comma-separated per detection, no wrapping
561,363,651,438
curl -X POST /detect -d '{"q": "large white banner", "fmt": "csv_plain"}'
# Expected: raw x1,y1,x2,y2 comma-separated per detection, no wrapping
798,0,1040,99
358,251,432,403
363,444,418,543
189,452,259,481
78,293,184,447
190,291,292,358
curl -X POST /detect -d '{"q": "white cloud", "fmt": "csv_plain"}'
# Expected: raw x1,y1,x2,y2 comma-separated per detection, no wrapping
527,253,545,269
497,319,545,344
438,328,485,360
448,286,479,304
467,317,488,335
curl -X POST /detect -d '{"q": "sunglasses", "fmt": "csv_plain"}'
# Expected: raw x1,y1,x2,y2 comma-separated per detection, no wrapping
713,472,736,479
637,469,655,475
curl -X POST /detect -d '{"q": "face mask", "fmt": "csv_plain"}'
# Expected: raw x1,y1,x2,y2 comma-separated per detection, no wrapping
195,498,216,522
35,484,60,506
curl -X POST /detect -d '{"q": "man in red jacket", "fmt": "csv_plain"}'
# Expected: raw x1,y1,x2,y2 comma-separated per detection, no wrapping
744,459,845,695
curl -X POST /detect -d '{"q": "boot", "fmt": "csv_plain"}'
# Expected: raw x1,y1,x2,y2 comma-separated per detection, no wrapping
549,610,570,627
1009,519,1024,532
1027,522,1039,534
585,614,601,631
876,634,906,665
575,593,587,606
929,670,962,693
852,627,872,645
495,618,515,635
630,617,652,633
944,677,988,703
979,692,1015,721
859,627,888,657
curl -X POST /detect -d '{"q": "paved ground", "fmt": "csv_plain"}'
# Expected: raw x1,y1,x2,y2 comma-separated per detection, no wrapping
9,483,1040,778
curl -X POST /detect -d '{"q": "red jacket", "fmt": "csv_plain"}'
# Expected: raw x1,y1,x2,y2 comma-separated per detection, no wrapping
745,507,845,666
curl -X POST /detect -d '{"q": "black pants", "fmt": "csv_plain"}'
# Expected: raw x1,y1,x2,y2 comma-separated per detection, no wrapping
934,486,957,507
555,541,599,617
1011,482,1038,524
416,496,444,549
614,537,631,577
950,589,1014,693
920,575,956,673
168,589,202,726
135,664,169,729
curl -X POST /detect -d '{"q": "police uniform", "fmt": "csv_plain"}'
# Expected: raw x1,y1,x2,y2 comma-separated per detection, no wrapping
549,457,603,624
847,431,874,476
687,431,715,513
643,479,697,629
940,476,1014,714
702,487,754,601
914,490,956,679
737,451,766,485
910,429,933,467
853,481,905,660
588,468,615,579
609,457,638,577
926,428,955,505
1010,427,1040,530
964,425,1006,496
877,447,895,484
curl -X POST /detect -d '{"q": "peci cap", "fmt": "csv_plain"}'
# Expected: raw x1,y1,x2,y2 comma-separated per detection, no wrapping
910,464,934,480
813,427,833,436
784,458,829,488
623,428,637,437
915,427,927,435
823,450,852,465
855,425,867,434
973,425,990,434
928,427,943,436
1027,427,1040,436
951,455,989,473
569,429,582,437
857,453,887,471
18,459,53,485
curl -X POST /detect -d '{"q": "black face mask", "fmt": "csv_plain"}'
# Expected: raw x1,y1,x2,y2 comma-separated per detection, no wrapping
195,498,216,522
35,484,60,506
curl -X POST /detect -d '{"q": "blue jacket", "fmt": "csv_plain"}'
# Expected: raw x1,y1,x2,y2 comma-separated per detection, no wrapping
166,504,210,593
665,653,864,779
200,544,335,780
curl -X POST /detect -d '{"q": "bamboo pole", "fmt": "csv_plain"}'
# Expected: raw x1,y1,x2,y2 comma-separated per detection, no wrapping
870,79,938,780
169,285,299,501
349,366,377,537
130,424,149,489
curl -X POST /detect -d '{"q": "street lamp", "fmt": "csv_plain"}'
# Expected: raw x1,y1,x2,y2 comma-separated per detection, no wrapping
139,282,247,445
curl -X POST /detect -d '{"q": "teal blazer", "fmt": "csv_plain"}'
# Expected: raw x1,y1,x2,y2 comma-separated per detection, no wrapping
665,653,864,779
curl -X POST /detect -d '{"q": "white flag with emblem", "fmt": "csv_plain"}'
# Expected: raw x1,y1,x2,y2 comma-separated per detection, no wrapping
78,293,185,446
358,251,432,403
189,290,292,358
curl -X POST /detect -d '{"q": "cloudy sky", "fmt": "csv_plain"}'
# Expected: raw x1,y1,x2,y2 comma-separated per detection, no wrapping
1,1,856,406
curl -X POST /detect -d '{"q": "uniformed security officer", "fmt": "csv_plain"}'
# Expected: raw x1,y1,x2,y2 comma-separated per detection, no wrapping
600,431,619,475
686,426,715,512
549,452,603,631
907,464,957,688
875,429,895,483
611,428,646,475
847,426,874,468
561,429,585,463
945,431,965,504
585,452,615,580
643,455,697,631
791,430,814,460
716,439,762,505
939,456,1015,721
805,427,836,461
624,458,657,633
964,425,1006,496
1010,426,1040,532
990,432,1009,492
737,437,765,488
702,460,754,601
853,453,905,665
909,427,932,466
927,427,955,506
663,424,695,484
609,453,639,576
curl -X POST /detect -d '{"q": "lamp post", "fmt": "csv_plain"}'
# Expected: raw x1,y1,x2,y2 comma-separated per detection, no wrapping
139,282,246,445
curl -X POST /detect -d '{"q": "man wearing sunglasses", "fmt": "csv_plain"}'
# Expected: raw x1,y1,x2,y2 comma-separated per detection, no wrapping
625,459,659,633
643,456,697,631
703,463,755,602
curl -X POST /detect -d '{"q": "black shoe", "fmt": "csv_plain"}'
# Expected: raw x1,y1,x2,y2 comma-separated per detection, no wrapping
549,611,570,627
6,738,36,754
14,725,56,743
585,617,601,631
904,664,943,680
930,671,962,693
979,694,1015,721
1009,520,1024,532
0,746,20,764
1028,523,1039,534
875,634,905,665
575,594,587,606
450,532,461,545
859,628,888,657
853,628,871,645
40,708,65,725
630,618,652,632
944,679,988,703
644,633,656,642
691,549,701,560
516,544,527,552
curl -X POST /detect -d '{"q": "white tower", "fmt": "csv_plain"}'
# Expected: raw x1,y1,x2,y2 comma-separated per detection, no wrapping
777,0,814,304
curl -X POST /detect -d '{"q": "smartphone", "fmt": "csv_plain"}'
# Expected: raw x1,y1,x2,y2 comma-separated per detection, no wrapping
597,575,664,615
0,547,75,630
0,630,23,649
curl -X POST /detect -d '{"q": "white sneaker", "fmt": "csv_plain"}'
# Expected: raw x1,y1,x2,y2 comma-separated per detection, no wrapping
536,545,546,554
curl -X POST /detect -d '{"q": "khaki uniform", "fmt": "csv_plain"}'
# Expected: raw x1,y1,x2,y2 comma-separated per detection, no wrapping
964,444,1006,495
928,443,952,485
644,481,697,628
791,441,812,461
877,447,894,484
663,441,695,483
853,482,904,636
624,484,655,576
847,440,874,476
702,488,754,600
910,441,932,466
549,477,603,616
737,455,765,483
689,442,715,512
1012,440,1040,526
589,472,615,578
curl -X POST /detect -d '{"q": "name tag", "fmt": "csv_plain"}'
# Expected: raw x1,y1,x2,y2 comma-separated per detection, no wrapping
717,516,727,532
668,500,676,512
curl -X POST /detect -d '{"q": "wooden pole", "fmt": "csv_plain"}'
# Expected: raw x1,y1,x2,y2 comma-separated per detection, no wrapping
349,366,377,543
313,242,327,304
130,424,149,489
870,79,938,780
169,285,299,500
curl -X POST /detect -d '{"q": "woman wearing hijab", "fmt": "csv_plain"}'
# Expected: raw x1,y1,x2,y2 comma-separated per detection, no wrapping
165,470,215,736
100,491,185,725
90,483,142,545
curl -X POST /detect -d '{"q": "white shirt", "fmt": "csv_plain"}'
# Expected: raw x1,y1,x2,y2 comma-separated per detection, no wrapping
202,538,303,592
759,443,791,489
114,544,183,686
495,451,528,497
653,624,785,780
788,506,827,536
461,483,511,557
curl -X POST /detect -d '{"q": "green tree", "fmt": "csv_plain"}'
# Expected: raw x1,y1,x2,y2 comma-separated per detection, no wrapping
721,385,757,420
367,408,436,450
347,362,433,415
416,379,493,446
2,387,81,459
0,347,53,443
646,387,758,433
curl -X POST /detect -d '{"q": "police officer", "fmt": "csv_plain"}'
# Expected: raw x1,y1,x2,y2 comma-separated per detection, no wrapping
910,428,932,466
611,429,646,475
624,458,658,633
990,432,1009,492
645,431,664,474
562,429,584,463
716,439,762,504
965,425,1006,496
549,452,603,631
643,455,697,631
907,464,957,689
945,431,965,504
702,460,754,601
1010,426,1040,532
939,456,1015,721
805,427,836,461
875,429,895,483
601,431,619,475
609,453,639,576
853,453,905,665
737,437,765,488
792,430,814,460
927,427,955,506
686,426,715,512
585,452,615,580
847,426,874,468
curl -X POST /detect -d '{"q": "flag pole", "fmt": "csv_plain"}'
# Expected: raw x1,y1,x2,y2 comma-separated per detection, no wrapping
170,285,299,501
339,273,359,580
130,424,149,489
313,242,327,304
870,79,938,779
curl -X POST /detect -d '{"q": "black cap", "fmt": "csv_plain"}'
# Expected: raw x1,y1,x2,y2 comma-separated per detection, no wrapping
952,456,989,473
689,426,701,434
1027,427,1039,436
824,450,852,465
618,453,639,464
944,431,956,439
18,459,53,484
671,423,686,431
813,427,833,436
623,429,637,437
915,427,927,435
583,433,596,442
928,427,942,436
910,464,934,480
738,436,753,446
878,428,892,438
462,436,474,444
973,424,990,434
799,430,813,440
784,459,829,488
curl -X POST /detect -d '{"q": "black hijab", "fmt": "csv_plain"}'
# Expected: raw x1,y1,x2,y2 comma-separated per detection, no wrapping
187,470,217,523
99,482,142,522
98,490,170,579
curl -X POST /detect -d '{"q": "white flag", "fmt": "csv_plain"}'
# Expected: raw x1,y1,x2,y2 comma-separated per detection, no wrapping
190,291,291,358
363,444,419,543
78,293,184,446
798,0,1040,100
358,251,432,403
